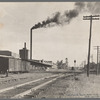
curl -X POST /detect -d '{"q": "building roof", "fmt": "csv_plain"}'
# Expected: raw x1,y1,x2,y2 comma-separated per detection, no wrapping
29,59,52,67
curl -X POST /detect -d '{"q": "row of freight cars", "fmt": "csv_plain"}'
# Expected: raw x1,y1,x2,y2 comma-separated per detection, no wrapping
0,55,53,74
0,55,33,73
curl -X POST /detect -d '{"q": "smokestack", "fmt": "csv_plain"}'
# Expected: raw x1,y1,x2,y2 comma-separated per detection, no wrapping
30,2,86,60
30,28,32,60
24,42,26,49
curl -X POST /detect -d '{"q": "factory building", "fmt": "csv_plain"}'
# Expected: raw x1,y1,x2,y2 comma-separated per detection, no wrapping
33,59,53,66
0,43,53,73
30,60,52,71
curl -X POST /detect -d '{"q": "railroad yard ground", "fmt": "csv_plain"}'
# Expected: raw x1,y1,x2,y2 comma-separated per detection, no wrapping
25,72,100,98
0,71,100,98
0,71,54,90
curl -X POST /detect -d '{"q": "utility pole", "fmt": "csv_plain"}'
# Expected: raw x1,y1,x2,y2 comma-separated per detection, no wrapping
30,28,33,60
94,46,100,75
83,15,99,77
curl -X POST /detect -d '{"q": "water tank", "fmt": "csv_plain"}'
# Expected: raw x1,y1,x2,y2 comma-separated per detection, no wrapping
19,43,28,60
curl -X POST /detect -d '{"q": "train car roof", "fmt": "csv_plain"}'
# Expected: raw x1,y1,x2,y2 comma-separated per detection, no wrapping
0,55,14,58
0,55,22,60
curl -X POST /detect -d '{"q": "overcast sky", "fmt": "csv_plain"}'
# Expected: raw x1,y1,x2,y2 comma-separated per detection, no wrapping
0,2,100,66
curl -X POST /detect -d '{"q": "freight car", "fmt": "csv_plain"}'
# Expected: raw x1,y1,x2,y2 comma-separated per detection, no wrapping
0,55,53,74
0,55,32,73
0,55,9,74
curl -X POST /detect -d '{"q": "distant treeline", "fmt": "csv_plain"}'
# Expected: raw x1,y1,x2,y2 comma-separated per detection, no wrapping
56,60,67,69
84,62,100,72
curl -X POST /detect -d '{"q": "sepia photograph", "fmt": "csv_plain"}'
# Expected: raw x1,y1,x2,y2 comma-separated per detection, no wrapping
0,2,100,99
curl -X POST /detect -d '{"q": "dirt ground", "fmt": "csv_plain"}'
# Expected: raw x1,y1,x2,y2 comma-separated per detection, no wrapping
1,72,100,98
32,73,100,98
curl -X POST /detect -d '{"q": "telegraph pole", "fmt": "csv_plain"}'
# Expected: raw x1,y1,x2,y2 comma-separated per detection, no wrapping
94,46,100,75
83,15,99,77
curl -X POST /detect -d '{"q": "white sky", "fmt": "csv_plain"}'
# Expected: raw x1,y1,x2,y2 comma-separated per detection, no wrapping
0,2,100,67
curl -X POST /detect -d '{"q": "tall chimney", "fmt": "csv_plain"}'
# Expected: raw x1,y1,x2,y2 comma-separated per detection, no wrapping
24,42,26,49
30,28,32,60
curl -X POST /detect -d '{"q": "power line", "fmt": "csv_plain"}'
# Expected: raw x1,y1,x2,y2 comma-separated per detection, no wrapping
83,15,100,77
94,46,100,75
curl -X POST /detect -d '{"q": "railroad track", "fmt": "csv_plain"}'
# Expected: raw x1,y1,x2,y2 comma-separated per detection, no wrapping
0,73,78,99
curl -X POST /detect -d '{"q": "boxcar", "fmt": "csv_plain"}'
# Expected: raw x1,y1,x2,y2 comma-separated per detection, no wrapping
9,58,15,72
0,56,9,73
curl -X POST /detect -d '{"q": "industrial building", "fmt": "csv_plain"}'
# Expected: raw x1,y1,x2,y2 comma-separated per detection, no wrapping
0,43,53,73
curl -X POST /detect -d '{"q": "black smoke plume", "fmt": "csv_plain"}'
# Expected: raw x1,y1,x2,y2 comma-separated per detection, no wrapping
31,12,61,29
31,2,86,29
87,2,100,14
